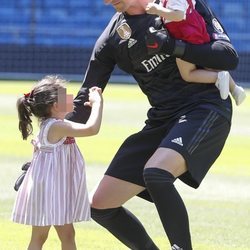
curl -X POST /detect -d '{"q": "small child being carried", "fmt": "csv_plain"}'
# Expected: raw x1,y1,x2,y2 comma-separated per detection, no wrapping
146,0,246,105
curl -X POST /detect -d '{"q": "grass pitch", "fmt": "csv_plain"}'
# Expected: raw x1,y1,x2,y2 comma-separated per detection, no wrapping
0,80,249,249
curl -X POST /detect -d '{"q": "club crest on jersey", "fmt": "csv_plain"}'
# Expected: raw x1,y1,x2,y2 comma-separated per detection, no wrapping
212,18,224,33
116,23,132,40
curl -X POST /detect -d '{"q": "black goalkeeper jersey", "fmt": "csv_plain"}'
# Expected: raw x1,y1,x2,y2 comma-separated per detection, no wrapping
69,11,232,124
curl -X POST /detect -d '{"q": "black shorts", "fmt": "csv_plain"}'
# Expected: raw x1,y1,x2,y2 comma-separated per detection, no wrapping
105,108,231,201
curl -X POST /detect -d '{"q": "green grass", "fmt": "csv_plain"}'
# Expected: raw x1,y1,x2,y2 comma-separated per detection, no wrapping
0,81,250,249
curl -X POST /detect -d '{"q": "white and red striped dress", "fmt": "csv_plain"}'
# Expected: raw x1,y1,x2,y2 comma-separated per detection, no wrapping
12,118,90,226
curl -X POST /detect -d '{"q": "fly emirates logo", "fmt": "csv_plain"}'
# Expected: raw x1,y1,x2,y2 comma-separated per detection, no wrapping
141,54,169,72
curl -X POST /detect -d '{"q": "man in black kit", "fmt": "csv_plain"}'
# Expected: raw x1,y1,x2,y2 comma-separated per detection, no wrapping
66,0,239,249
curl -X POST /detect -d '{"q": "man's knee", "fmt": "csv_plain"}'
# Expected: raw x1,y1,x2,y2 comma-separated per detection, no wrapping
91,194,105,209
91,191,116,209
91,207,121,222
143,168,176,187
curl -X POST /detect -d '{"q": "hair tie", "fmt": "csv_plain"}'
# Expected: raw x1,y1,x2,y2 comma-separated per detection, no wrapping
24,92,30,99
24,90,34,99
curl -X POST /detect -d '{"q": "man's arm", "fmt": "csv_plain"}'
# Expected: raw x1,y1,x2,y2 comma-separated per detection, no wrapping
181,40,239,71
183,0,238,70
66,23,116,124
65,58,114,124
145,0,239,70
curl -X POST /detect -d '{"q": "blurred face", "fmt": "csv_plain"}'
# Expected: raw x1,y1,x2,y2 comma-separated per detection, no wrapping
57,88,74,114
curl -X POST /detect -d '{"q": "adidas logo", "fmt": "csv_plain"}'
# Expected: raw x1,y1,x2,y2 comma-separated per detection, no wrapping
172,244,183,250
128,38,137,48
171,137,183,146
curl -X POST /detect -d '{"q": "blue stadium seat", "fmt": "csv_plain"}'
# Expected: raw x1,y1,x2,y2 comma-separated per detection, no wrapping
0,25,29,44
0,8,30,24
34,33,96,47
1,0,17,8
69,0,91,8
221,17,246,33
16,0,32,8
0,8,17,19
42,0,70,8
221,2,246,18
205,0,221,16
231,39,250,53
4,0,248,53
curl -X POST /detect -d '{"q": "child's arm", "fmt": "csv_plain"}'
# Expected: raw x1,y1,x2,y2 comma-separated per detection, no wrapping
48,87,103,142
176,58,219,83
146,2,185,22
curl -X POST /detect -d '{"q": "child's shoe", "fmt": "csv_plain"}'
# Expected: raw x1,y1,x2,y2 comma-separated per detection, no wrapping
231,85,246,106
215,71,230,100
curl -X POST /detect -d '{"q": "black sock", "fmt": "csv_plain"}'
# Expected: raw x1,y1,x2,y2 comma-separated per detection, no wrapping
144,168,192,250
91,206,159,250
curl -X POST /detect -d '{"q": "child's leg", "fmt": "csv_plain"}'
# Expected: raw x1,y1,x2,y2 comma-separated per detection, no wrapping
176,58,218,83
28,226,51,250
229,75,246,106
229,75,237,93
176,58,230,99
54,224,76,250
215,71,230,99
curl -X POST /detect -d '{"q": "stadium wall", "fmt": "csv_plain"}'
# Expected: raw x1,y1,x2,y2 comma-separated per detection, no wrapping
0,44,249,85
0,0,249,85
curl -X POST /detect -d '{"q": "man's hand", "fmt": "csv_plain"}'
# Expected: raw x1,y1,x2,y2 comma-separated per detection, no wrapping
145,26,175,56
145,26,186,58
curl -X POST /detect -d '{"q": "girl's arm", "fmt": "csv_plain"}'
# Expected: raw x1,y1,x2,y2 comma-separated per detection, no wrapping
146,2,185,22
48,87,103,142
176,58,218,83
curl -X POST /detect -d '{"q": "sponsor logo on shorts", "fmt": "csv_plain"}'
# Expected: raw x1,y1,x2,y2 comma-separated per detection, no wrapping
172,244,183,250
178,115,187,123
171,137,183,146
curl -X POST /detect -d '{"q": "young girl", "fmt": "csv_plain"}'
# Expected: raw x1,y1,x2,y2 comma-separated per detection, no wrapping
146,0,246,105
12,75,103,250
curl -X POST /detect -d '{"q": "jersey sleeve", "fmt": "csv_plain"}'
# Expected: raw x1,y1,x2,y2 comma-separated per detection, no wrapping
195,0,229,39
66,16,117,124
180,0,239,70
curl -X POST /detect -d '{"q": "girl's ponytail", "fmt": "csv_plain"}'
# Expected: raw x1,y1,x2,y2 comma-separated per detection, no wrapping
17,95,33,140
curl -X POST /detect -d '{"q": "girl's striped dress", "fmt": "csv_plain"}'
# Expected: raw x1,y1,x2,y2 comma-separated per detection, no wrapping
12,118,90,226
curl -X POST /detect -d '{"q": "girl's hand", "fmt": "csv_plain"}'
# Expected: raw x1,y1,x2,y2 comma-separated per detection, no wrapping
145,2,161,15
84,87,103,107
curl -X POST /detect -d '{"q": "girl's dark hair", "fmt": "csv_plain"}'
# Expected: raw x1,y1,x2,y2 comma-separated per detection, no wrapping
17,75,67,140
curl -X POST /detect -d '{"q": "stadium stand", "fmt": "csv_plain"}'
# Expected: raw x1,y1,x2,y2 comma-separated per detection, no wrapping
0,0,249,84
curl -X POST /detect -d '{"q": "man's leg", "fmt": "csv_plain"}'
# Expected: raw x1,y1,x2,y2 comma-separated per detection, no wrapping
91,176,159,250
142,108,231,249
143,148,192,250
